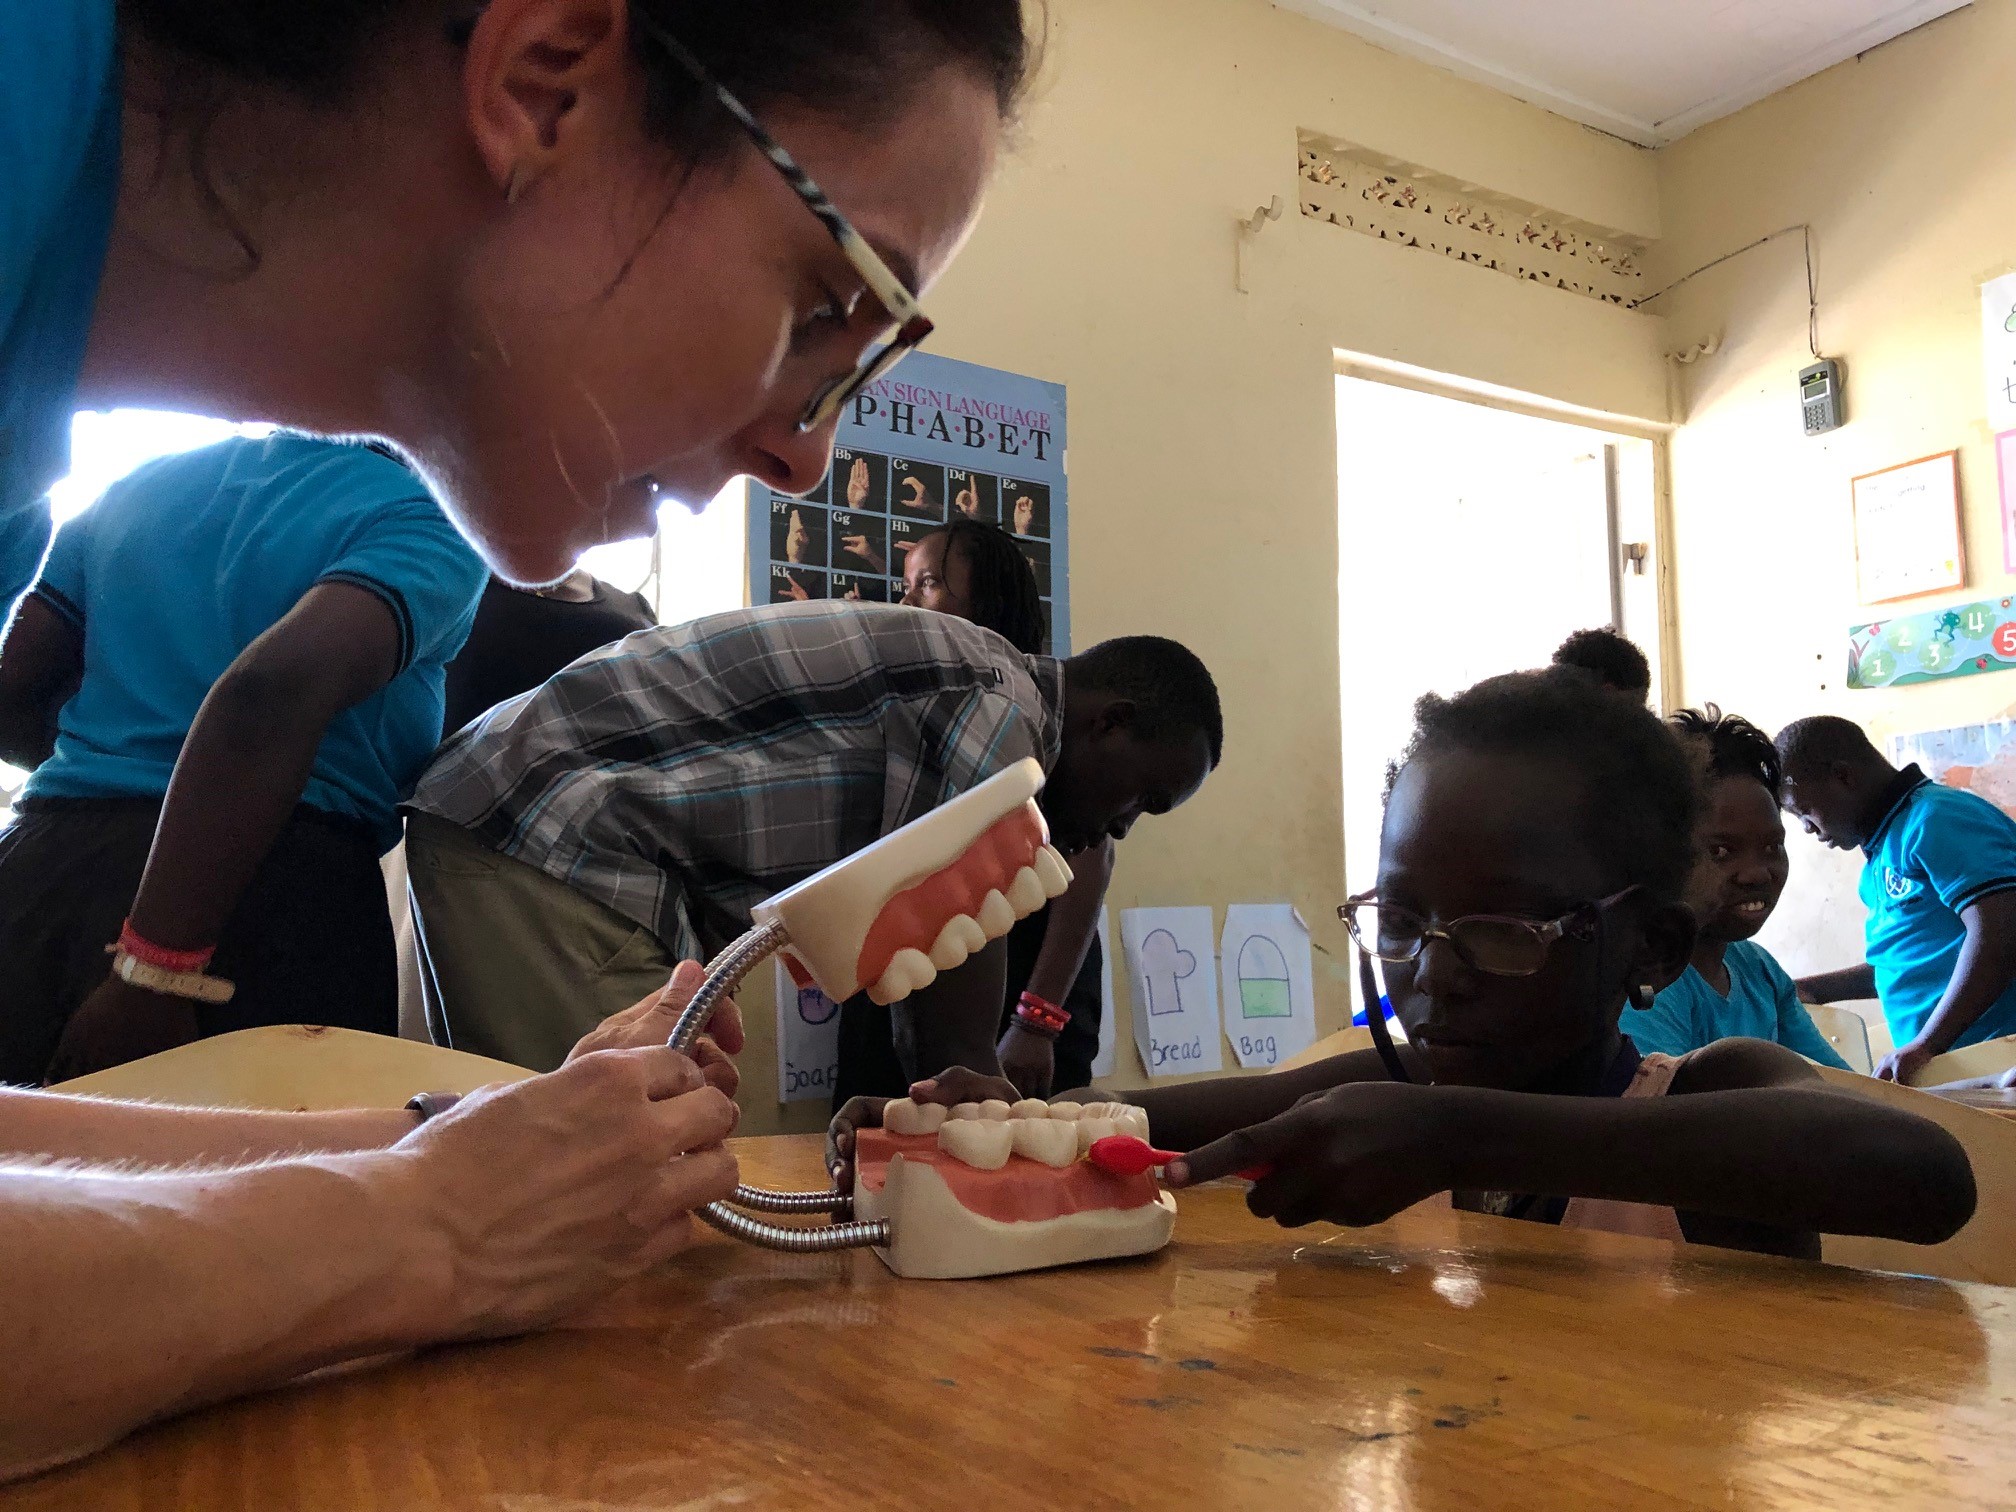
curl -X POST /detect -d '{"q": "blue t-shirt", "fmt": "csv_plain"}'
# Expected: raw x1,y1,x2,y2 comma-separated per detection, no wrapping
24,435,487,850
1622,939,1849,1070
1861,776,2016,1048
1,1,121,609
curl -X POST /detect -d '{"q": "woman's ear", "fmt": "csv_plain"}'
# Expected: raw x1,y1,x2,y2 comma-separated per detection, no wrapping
1635,900,1698,994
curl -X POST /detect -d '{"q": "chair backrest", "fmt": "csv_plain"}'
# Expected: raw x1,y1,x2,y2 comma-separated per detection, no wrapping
1802,1004,1874,1075
1917,1034,2016,1088
1269,1025,1374,1073
1815,1066,2016,1288
52,1025,535,1111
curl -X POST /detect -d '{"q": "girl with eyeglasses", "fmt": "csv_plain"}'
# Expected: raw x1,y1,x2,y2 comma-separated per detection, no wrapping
840,667,1974,1259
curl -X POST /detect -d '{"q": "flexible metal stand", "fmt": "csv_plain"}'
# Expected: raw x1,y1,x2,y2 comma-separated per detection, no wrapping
670,922,890,1253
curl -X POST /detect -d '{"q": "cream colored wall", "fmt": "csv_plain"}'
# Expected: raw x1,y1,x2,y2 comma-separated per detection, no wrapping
739,0,1673,1132
1653,0,2016,977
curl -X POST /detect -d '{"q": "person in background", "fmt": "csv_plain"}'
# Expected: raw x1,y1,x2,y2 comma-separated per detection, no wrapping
1552,626,1652,701
838,669,1975,1260
406,602,1222,1085
1622,707,1849,1070
901,519,1109,1094
0,436,487,1084
1777,716,2016,1084
443,571,657,734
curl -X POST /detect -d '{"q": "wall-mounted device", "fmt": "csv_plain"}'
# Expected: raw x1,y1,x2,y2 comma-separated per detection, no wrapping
1800,358,1845,436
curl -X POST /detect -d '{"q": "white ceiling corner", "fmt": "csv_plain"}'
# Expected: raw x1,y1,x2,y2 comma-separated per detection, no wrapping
1273,0,1973,146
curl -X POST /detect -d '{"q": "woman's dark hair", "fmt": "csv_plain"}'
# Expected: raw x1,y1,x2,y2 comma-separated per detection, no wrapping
932,519,1044,655
1551,626,1651,700
1670,705,1782,801
125,2,1036,125
1389,666,1701,904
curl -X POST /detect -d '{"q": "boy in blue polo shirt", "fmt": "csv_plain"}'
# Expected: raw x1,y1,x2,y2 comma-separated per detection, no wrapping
1777,715,2016,1084
0,434,485,1083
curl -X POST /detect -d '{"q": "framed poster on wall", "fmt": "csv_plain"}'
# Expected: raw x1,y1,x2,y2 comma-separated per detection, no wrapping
747,353,1069,652
1852,450,1963,606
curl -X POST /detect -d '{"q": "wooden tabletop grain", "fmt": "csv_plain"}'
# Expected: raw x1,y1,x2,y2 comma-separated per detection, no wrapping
8,1134,2014,1511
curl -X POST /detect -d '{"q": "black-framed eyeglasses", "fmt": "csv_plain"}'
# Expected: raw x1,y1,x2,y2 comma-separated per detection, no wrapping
1338,888,1643,979
627,10,936,433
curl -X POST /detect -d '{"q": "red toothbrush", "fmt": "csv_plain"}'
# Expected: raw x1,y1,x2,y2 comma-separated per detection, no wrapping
1085,1134,1273,1182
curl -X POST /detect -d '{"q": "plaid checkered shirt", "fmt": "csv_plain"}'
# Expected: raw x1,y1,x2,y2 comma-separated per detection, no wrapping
406,600,1064,960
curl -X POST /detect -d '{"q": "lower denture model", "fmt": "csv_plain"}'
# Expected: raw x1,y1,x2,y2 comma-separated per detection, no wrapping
662,758,1160,1270
850,1096,1176,1279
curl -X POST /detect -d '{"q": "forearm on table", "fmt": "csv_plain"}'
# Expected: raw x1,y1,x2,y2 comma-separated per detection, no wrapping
1446,1086,1975,1243
1799,964,1877,1002
1122,1048,1400,1151
0,1152,441,1482
0,1087,415,1165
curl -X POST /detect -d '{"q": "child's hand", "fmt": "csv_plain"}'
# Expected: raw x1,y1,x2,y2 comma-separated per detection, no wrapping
1166,1082,1458,1228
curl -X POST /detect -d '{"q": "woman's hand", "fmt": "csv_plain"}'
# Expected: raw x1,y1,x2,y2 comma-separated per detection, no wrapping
846,457,870,510
1012,495,1035,535
566,961,744,1097
954,481,980,518
839,534,885,574
782,573,809,602
44,978,201,1083
996,1024,1055,1098
900,477,931,513
392,1046,740,1339
826,1066,1020,1185
784,509,810,564
1166,1082,1457,1228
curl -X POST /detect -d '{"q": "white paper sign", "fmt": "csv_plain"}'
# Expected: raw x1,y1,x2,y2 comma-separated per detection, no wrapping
1091,906,1118,1079
1120,907,1223,1079
1219,905,1319,1070
774,959,842,1104
1984,271,2016,433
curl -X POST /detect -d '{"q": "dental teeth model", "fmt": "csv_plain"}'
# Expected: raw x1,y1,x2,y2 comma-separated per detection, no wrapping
850,1098,1178,1279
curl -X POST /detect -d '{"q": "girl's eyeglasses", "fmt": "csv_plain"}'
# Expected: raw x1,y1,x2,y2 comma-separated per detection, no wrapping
1337,889,1643,979
630,11,936,432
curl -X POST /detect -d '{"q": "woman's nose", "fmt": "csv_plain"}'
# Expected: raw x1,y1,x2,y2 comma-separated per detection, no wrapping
740,413,841,498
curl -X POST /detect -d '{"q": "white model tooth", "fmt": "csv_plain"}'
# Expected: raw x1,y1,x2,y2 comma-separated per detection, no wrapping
1008,866,1048,916
1114,1105,1151,1142
977,1099,1013,1121
1032,845,1073,896
1012,1117,1080,1168
1074,1101,1118,1120
1010,1098,1050,1120
882,1098,948,1137
879,947,936,1001
1075,1116,1120,1156
938,1118,1014,1170
977,889,1016,937
1045,1101,1083,1122
928,914,988,972
948,1103,983,1121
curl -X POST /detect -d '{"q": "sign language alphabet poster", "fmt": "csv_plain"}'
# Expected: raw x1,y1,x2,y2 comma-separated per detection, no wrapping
749,352,1069,652
1120,907,1224,1079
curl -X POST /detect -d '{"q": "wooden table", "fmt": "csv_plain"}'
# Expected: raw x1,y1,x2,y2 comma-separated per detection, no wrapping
9,1135,2015,1511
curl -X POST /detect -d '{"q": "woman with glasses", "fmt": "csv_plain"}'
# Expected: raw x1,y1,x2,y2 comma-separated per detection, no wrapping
841,666,1975,1261
0,0,1034,1479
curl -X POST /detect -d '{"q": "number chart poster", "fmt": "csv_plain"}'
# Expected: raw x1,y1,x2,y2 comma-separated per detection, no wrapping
747,352,1069,653
1849,598,2016,690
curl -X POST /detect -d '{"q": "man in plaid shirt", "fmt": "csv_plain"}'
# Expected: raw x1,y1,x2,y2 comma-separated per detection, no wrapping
406,601,1221,1092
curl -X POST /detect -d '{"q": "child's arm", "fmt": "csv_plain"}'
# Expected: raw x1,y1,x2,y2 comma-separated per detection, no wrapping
1170,1039,1974,1246
1123,1045,1425,1151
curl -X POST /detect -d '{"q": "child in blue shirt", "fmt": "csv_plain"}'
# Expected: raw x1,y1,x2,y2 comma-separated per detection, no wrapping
1623,708,1849,1070
0,435,485,1083
1778,715,2016,1084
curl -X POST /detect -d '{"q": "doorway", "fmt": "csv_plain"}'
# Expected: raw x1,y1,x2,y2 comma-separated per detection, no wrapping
1335,372,1662,922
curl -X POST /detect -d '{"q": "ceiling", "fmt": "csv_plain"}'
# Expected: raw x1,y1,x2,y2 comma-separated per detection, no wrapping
1274,0,1971,146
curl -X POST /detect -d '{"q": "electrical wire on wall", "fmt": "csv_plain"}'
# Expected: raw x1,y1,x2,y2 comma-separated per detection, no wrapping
1632,224,1822,360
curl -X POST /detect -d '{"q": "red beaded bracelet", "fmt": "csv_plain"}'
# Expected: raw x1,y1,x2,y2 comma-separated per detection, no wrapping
118,918,217,975
1015,990,1071,1036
